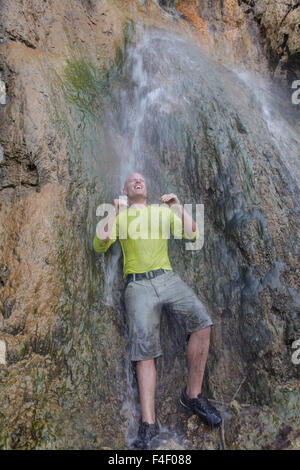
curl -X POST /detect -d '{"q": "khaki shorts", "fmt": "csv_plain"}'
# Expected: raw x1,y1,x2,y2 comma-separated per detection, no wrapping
124,270,213,361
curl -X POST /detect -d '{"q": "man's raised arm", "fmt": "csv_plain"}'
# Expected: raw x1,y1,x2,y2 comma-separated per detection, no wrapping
93,198,126,253
160,193,199,240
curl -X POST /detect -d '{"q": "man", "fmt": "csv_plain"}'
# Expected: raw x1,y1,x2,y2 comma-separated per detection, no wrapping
93,172,222,449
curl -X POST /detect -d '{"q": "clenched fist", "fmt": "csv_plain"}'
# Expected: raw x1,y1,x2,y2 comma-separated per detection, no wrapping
113,196,128,214
160,193,180,207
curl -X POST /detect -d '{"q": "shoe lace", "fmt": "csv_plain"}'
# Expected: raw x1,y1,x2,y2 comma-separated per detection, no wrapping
196,395,218,415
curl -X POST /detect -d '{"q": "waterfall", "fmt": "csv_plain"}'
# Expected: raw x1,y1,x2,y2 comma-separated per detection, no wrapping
96,22,300,447
1,0,299,451
236,71,300,185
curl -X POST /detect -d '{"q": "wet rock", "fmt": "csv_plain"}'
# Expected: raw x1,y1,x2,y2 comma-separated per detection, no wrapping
0,264,10,287
229,400,242,415
157,438,185,450
187,415,198,432
225,383,300,450
0,0,299,452
239,0,300,86
159,0,178,8
1,297,15,319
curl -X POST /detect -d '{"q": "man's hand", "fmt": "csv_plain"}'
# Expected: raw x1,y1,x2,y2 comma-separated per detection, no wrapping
113,196,128,214
160,193,180,207
161,193,198,238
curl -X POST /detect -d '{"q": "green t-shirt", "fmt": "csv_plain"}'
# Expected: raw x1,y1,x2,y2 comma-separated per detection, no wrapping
93,204,199,280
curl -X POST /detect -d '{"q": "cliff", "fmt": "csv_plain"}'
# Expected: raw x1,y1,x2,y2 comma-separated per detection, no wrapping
0,0,299,449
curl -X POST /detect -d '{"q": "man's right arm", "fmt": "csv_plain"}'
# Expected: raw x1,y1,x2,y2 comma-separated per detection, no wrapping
93,198,126,253
93,232,116,253
93,210,118,253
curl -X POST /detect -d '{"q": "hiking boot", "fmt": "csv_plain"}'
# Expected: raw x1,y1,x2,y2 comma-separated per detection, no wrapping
179,388,222,428
132,421,159,450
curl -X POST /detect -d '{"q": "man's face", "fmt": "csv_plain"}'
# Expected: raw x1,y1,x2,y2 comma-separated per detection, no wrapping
123,173,147,199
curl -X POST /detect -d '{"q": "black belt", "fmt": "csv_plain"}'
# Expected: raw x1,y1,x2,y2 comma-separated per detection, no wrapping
126,269,171,285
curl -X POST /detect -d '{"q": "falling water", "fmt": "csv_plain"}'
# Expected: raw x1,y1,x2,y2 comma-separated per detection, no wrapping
236,71,300,185
1,0,299,451
94,22,300,448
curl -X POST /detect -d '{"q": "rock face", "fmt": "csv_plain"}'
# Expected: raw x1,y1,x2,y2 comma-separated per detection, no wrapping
159,0,300,89
0,0,129,450
0,0,299,450
239,0,300,86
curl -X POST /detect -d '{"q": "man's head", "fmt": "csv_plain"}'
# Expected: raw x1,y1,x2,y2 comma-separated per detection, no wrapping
123,172,147,203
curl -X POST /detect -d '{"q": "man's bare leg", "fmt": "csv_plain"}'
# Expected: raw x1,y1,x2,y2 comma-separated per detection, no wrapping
186,326,211,398
136,359,156,423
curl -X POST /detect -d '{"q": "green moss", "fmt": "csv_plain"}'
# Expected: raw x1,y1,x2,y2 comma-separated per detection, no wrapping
114,19,136,72
19,342,26,358
62,54,110,117
273,386,300,424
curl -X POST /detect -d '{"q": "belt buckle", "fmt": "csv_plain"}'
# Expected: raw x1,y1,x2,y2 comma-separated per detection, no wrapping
148,270,155,279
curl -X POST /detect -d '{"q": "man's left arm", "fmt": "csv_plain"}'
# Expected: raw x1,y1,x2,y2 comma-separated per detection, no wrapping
160,193,199,240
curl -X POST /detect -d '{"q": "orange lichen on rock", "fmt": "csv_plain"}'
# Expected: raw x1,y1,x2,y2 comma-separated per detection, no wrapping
222,0,251,55
177,0,209,42
0,183,66,359
126,0,174,27
223,0,245,29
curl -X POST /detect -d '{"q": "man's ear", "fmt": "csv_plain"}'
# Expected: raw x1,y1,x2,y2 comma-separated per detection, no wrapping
123,187,128,196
